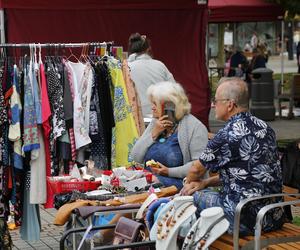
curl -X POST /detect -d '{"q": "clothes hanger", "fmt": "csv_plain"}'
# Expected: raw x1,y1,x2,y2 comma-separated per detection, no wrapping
79,43,90,63
85,43,94,64
67,46,79,62
99,42,108,61
55,44,62,64
38,43,42,64
78,44,85,62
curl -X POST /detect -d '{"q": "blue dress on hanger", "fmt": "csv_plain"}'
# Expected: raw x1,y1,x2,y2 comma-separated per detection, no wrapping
144,132,184,190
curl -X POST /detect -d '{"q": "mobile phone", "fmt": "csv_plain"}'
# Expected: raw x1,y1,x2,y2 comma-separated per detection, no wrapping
163,101,176,123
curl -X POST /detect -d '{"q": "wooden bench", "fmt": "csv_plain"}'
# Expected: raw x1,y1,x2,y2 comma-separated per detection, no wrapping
210,189,300,250
267,241,300,250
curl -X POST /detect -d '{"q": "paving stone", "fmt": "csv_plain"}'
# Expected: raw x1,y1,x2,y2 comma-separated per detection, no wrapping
9,205,64,249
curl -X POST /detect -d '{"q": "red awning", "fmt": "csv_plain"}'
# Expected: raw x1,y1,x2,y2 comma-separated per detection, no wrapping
0,0,205,10
208,0,284,23
0,0,211,126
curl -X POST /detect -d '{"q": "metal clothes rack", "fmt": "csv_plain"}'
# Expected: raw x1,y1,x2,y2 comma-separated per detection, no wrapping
0,42,114,48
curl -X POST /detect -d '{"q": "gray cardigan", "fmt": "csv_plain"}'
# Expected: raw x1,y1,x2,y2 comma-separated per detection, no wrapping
130,114,208,178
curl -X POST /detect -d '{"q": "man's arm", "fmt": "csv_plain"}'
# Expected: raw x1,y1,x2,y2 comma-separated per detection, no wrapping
181,175,220,195
186,160,207,183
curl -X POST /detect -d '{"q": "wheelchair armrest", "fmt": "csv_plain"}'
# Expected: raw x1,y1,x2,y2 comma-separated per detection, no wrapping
233,193,300,250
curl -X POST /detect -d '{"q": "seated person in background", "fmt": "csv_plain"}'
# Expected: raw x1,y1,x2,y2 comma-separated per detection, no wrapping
181,77,284,235
131,81,208,190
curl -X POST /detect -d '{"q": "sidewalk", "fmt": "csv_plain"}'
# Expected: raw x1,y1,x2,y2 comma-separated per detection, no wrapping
267,54,298,74
11,207,64,250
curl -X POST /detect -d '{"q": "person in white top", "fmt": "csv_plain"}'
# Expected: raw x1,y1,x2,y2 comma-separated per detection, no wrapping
127,33,175,117
250,31,258,51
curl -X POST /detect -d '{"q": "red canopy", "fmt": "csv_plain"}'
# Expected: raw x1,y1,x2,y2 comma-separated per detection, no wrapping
208,0,284,23
0,0,211,126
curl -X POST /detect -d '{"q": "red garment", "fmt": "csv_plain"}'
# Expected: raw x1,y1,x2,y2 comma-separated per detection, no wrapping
40,63,53,208
40,63,51,176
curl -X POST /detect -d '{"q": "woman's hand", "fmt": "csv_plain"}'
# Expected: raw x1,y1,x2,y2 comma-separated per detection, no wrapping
150,162,169,176
180,180,207,195
151,115,173,140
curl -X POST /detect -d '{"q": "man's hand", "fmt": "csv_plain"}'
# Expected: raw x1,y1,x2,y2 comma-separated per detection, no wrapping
208,132,215,140
180,180,207,195
150,162,169,176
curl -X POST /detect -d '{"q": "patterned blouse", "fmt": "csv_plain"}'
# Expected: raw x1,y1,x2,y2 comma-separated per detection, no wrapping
199,112,284,234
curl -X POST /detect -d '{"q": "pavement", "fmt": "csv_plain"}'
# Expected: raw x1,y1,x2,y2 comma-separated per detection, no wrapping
11,207,64,250
267,53,298,74
9,55,300,249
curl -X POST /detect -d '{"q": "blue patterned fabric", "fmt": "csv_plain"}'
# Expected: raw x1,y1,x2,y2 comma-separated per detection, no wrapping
23,65,40,152
196,112,284,235
144,132,184,189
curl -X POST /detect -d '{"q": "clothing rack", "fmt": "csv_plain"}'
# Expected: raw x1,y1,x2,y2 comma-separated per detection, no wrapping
0,41,114,48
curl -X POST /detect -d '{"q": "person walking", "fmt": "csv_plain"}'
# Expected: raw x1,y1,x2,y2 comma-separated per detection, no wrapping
127,33,175,117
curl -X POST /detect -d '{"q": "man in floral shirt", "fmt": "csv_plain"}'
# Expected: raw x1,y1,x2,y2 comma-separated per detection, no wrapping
182,77,284,235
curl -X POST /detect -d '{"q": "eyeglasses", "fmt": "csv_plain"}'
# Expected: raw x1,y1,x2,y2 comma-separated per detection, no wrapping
211,98,230,105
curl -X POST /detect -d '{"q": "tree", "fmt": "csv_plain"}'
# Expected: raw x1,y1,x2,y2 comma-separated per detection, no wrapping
267,0,300,19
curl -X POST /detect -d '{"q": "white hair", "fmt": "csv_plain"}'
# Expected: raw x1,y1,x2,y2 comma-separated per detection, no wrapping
147,81,191,120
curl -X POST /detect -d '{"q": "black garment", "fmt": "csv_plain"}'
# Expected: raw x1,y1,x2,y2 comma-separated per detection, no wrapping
45,60,66,176
281,140,300,191
62,64,73,123
297,42,300,73
0,218,12,249
89,68,108,169
250,55,266,71
228,52,248,77
93,62,115,169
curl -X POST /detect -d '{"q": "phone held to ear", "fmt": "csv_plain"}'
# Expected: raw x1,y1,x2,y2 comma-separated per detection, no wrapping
163,101,176,123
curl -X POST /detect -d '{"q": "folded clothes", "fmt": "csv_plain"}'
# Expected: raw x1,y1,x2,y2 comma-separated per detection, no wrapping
54,185,178,225
75,204,141,220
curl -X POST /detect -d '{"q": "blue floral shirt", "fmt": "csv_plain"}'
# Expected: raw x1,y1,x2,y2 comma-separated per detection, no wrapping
199,112,284,234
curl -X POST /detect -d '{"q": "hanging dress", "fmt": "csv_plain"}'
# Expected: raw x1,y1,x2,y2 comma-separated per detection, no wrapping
122,60,145,136
0,62,8,220
8,65,23,170
108,59,138,168
66,61,93,156
46,59,66,175
89,66,108,169
94,62,115,169
30,59,46,204
22,62,40,152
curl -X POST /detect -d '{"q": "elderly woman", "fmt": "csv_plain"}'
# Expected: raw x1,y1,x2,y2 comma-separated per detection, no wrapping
131,81,208,190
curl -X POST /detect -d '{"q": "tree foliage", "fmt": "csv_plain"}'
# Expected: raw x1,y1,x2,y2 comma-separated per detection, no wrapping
267,0,300,19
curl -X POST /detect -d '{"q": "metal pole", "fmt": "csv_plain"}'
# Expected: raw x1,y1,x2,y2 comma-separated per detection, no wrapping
0,9,5,43
0,42,113,48
281,20,284,93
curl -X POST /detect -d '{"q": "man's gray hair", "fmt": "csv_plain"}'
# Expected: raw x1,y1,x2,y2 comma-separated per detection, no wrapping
218,77,249,109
